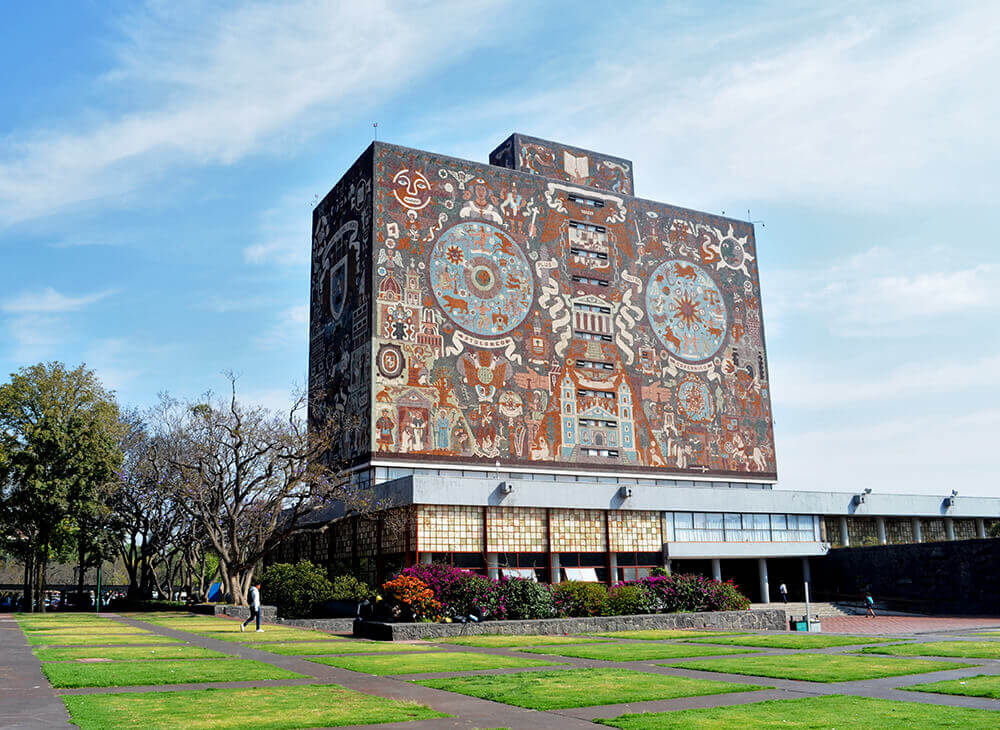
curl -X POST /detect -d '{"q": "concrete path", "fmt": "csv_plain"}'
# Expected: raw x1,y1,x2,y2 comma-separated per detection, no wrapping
7,611,1000,728
822,615,1000,634
0,614,72,730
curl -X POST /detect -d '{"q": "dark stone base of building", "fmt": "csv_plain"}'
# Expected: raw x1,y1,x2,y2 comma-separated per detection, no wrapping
813,538,1000,615
354,608,787,641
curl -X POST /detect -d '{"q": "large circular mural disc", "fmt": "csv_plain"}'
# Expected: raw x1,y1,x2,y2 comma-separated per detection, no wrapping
676,375,715,423
429,222,534,337
646,259,728,362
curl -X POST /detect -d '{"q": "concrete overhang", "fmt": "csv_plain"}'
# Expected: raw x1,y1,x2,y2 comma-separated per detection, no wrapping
371,475,1000,520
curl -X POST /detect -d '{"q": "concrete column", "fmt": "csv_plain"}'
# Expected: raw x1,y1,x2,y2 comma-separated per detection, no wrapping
912,517,923,543
801,557,812,586
944,518,955,541
839,516,850,547
664,559,672,575
711,558,722,581
549,552,561,584
876,517,887,545
976,519,987,539
419,552,432,565
608,553,619,584
758,557,770,604
486,552,499,581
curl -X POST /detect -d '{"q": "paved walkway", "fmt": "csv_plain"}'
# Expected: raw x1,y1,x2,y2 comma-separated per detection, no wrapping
822,615,1000,635
6,612,1000,728
0,614,72,730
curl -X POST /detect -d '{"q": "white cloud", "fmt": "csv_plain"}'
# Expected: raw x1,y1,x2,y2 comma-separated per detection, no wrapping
243,190,315,267
2,287,115,313
456,3,1000,210
776,407,1000,496
0,0,509,225
772,353,1000,409
255,304,308,350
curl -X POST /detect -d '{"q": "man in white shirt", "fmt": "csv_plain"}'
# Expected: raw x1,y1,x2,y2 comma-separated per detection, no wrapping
779,582,788,603
241,583,263,632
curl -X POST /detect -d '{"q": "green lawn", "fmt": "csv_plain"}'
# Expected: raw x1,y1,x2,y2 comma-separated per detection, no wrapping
309,651,560,675
905,674,1000,700
589,630,745,641
683,634,891,649
971,630,1000,637
861,641,1000,659
62,683,447,729
42,658,306,688
26,633,181,646
418,667,767,710
247,640,433,655
519,643,755,661
595,694,1000,729
23,626,157,637
34,645,230,662
428,634,605,648
661,653,973,682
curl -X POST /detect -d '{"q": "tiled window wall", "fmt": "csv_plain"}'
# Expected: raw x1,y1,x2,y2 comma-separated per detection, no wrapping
608,510,662,551
418,505,484,552
486,507,548,553
551,509,607,552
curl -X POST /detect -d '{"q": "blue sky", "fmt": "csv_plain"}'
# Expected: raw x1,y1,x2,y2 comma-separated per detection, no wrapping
2,1,997,496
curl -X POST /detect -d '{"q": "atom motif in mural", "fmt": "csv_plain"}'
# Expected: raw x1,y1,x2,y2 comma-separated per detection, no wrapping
429,222,533,337
646,259,727,362
676,376,715,423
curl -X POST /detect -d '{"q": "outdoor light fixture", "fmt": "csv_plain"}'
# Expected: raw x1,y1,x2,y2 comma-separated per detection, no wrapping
854,487,872,505
945,489,958,509
499,482,513,495
619,486,633,500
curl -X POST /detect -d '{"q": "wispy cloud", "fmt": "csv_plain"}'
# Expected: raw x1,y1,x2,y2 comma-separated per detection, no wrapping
0,0,509,225
243,189,315,267
448,3,1000,210
2,287,115,313
255,304,308,350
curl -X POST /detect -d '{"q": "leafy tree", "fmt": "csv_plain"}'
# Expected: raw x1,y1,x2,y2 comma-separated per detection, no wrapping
0,362,122,612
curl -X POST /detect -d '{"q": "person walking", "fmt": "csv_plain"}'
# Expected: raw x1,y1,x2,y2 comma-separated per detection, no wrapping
779,582,788,603
241,583,263,632
865,591,876,618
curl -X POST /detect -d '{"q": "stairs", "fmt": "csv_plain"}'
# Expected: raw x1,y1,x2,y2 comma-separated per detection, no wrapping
753,601,857,617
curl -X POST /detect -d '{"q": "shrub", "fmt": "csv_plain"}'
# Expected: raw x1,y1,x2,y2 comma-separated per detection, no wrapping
637,573,750,613
399,563,498,618
380,575,441,622
606,582,656,615
330,574,375,603
552,580,608,617
494,577,556,620
259,561,334,618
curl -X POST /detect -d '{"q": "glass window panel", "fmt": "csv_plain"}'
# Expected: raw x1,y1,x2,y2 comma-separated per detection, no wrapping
675,512,693,529
771,514,786,530
724,513,741,529
693,513,707,528
705,513,724,529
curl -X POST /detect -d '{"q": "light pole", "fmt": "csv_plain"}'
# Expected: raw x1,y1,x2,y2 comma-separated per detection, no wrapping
96,565,102,614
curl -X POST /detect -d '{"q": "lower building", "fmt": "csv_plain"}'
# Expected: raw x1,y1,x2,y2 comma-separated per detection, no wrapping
268,468,1000,603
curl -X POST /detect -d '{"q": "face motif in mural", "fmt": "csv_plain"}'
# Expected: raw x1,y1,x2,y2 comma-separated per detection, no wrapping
647,259,728,363
429,222,533,337
391,169,431,210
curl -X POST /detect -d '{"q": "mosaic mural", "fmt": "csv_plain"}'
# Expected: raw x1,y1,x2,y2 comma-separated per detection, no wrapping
489,134,634,196
312,138,776,478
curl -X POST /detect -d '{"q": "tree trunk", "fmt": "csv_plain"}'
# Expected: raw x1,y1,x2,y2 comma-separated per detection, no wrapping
22,552,34,613
228,570,247,606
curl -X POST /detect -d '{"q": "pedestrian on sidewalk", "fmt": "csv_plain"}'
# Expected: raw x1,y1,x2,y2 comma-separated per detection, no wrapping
779,583,788,603
865,591,876,617
241,583,263,632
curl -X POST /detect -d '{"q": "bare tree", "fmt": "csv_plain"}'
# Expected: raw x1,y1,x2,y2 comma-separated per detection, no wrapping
151,376,374,606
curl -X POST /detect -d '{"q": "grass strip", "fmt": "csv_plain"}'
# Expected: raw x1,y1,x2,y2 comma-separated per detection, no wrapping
428,634,606,648
418,667,767,710
61,683,446,729
42,658,305,688
247,640,432,655
861,641,1000,659
22,626,154,636
34,645,229,662
589,630,745,641
310,651,560,675
904,674,1000,700
520,643,755,661
27,633,182,646
661,653,973,682
595,693,1000,729
683,634,892,649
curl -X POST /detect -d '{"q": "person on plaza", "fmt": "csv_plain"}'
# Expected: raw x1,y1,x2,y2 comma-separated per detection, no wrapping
241,583,263,632
865,591,876,617
779,582,788,603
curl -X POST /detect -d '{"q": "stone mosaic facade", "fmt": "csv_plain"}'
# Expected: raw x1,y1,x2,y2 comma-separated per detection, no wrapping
309,137,776,479
884,518,914,544
417,504,484,553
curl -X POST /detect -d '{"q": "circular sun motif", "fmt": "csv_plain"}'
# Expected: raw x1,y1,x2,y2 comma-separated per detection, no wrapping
430,222,533,337
646,259,728,362
676,376,715,423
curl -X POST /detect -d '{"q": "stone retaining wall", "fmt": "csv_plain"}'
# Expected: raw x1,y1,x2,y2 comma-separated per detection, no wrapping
354,608,787,641
194,603,354,632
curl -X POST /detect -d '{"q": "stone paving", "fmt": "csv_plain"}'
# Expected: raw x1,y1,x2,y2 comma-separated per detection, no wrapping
3,610,1000,729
